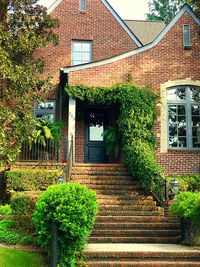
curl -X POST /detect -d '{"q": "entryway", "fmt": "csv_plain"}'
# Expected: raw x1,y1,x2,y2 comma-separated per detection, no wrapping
85,109,108,163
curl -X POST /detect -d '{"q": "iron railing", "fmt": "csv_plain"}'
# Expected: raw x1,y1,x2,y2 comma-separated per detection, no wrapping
18,139,61,162
152,176,169,205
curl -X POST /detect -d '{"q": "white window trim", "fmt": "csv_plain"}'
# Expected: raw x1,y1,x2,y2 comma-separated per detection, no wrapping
159,79,200,153
34,100,56,123
71,40,92,66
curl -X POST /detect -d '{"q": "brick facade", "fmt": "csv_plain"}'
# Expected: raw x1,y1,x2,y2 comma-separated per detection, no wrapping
65,10,200,174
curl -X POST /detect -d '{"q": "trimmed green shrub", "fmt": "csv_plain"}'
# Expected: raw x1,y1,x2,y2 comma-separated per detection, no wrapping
33,183,98,267
21,235,35,245
171,191,200,225
0,220,20,245
10,194,30,215
0,204,12,215
5,170,61,191
167,175,200,192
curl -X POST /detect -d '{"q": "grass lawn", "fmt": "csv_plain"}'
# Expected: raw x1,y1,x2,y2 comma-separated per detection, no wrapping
0,246,45,267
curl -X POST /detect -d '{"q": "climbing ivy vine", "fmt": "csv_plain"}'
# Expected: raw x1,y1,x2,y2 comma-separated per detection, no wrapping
65,83,165,198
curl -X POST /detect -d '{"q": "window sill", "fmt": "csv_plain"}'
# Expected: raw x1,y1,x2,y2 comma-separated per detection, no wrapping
79,11,86,14
168,149,200,152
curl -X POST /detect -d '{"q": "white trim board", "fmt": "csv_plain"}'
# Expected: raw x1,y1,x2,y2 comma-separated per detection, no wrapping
47,0,142,47
62,4,200,74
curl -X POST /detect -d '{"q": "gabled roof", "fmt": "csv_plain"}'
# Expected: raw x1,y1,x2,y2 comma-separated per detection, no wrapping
62,4,200,73
47,0,143,47
124,20,166,45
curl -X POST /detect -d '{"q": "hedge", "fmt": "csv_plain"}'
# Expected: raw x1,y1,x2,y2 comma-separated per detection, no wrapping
167,175,200,192
5,170,61,191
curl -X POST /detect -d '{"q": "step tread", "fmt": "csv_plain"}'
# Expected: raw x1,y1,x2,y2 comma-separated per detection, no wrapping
86,261,200,266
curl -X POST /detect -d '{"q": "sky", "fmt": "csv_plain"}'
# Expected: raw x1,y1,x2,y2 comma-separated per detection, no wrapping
38,0,149,20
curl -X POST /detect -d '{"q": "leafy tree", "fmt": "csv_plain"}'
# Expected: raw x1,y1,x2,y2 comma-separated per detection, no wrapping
0,0,59,168
146,0,193,24
191,0,200,17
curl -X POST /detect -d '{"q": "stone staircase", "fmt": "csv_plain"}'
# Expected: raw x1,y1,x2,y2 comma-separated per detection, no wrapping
71,164,200,266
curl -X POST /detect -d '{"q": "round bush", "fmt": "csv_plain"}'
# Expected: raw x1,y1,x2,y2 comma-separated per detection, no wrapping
170,191,200,225
33,183,98,267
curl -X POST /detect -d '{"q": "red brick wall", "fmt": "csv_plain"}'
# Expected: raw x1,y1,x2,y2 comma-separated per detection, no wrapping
35,0,138,89
67,11,200,174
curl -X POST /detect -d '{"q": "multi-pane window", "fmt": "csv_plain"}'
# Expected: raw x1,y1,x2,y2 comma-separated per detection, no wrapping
167,86,200,149
72,40,92,66
80,0,86,11
183,24,191,49
34,100,56,123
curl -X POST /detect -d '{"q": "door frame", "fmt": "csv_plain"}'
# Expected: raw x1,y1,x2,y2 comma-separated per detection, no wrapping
84,108,108,163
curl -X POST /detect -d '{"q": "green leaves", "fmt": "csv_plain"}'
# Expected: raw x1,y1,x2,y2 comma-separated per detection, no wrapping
33,183,98,266
65,83,164,199
171,191,200,225
0,0,59,168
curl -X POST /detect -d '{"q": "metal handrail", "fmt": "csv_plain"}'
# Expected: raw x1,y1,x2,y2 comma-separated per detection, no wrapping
151,176,168,205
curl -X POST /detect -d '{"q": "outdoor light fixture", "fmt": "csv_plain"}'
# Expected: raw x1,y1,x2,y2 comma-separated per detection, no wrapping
56,175,66,184
170,178,180,200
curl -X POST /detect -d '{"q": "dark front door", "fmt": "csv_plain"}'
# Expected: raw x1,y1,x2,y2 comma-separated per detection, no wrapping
85,109,108,163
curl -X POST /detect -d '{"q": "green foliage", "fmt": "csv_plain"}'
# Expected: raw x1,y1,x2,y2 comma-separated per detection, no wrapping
21,235,35,245
5,169,61,191
33,183,98,267
35,118,64,146
102,122,120,158
10,194,30,215
65,83,164,197
0,204,12,215
0,0,60,168
171,191,200,225
146,0,194,24
0,219,20,245
167,175,200,192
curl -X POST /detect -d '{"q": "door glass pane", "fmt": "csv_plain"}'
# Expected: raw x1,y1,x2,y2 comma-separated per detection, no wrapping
89,112,104,141
90,125,104,141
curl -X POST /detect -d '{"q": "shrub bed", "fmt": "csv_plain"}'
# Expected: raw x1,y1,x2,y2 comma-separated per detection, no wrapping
5,170,61,191
170,191,200,225
33,183,98,267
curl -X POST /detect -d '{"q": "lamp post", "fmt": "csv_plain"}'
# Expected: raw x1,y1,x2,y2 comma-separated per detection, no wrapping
170,178,180,200
56,175,66,184
51,175,66,267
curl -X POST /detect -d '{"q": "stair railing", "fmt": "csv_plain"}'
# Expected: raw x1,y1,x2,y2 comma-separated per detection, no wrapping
62,136,73,182
152,176,169,206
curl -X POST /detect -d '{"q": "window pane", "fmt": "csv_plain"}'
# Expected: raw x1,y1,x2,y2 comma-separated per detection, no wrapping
191,105,200,115
192,116,200,127
36,114,54,123
82,43,90,52
178,105,185,115
73,42,81,52
193,138,200,148
82,52,90,61
169,136,178,148
190,88,200,102
178,137,187,148
176,88,186,101
37,102,55,110
167,88,186,101
73,52,81,61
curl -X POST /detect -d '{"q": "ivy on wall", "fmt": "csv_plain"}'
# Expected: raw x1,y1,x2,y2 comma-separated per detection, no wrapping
65,83,164,197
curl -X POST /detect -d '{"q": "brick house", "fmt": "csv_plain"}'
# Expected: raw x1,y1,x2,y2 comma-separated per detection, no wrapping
30,0,200,175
